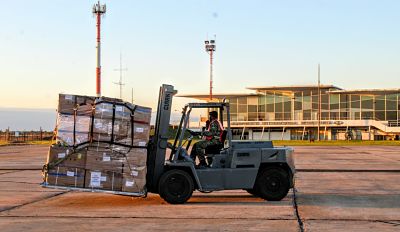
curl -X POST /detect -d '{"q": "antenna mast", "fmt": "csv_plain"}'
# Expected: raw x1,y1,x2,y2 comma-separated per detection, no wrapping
113,52,127,99
93,1,106,97
317,63,321,141
131,88,134,104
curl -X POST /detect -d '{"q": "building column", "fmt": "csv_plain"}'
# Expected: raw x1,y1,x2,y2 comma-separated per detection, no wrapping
268,128,271,140
368,125,371,141
241,127,246,140
302,126,306,140
261,127,265,140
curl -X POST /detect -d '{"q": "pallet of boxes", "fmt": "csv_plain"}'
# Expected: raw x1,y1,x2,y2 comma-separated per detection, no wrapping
41,94,152,196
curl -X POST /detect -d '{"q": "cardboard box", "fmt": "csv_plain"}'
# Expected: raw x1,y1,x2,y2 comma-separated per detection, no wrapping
94,102,132,120
46,146,87,169
121,151,147,193
56,131,90,146
57,114,91,132
133,123,150,140
92,118,130,142
46,166,85,188
125,148,147,166
85,148,124,172
92,120,150,147
93,102,151,123
58,94,95,115
56,114,91,146
98,96,124,103
85,170,123,191
123,165,147,179
133,105,152,124
122,173,146,193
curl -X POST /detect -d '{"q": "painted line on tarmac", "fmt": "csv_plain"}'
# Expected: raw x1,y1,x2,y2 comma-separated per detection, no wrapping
297,169,400,173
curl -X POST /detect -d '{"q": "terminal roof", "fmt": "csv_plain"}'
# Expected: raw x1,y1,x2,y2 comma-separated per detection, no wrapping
177,93,255,100
246,84,342,91
328,88,400,95
178,86,400,100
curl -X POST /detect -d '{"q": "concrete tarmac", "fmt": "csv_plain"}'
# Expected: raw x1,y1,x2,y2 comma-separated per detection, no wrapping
0,145,399,231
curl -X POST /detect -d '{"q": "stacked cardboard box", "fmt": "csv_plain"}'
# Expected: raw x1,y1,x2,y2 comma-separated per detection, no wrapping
47,166,85,188
46,145,87,169
44,94,151,194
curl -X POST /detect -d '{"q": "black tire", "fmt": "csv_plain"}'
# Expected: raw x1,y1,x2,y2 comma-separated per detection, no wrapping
245,189,260,197
255,167,290,201
158,169,194,204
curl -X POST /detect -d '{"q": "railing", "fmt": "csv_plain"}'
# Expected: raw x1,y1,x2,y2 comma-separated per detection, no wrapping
388,120,400,127
0,130,53,142
230,120,348,127
229,119,400,132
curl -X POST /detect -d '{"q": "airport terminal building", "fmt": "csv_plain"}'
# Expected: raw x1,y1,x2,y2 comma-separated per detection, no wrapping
182,85,400,140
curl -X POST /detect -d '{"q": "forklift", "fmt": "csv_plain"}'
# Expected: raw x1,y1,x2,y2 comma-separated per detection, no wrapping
146,84,295,204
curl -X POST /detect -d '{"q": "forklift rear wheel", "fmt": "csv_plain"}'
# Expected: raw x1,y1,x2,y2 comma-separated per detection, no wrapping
255,167,289,201
158,169,194,204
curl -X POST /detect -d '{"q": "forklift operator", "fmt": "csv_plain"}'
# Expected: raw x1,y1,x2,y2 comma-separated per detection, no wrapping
190,111,224,168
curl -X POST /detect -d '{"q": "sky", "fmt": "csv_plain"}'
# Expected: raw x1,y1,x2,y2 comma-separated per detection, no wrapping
1,0,400,129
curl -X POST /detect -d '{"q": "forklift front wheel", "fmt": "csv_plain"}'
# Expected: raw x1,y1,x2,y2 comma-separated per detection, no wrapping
255,167,290,201
158,169,194,204
245,189,260,197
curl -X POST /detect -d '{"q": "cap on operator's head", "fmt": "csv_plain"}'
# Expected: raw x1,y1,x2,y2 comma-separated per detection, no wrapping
209,111,218,118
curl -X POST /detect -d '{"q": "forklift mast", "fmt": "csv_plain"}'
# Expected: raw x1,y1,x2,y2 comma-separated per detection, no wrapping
146,84,177,192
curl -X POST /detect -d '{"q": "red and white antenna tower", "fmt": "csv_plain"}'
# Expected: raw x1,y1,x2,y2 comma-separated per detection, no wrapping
92,1,106,97
205,36,216,100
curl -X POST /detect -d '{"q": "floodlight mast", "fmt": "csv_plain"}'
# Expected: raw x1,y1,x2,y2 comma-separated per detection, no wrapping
205,37,216,100
93,1,106,97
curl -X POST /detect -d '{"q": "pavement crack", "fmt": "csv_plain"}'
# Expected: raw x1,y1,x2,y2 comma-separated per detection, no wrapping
0,181,41,185
0,170,21,176
292,186,305,232
0,191,67,214
376,221,400,226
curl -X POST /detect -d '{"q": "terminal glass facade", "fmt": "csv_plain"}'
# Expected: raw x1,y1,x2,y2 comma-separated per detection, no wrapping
228,89,400,122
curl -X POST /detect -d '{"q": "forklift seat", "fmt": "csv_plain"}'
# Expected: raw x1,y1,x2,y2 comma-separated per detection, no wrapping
205,130,227,155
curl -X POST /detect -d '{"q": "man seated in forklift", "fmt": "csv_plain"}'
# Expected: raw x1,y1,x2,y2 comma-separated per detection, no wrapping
190,111,224,168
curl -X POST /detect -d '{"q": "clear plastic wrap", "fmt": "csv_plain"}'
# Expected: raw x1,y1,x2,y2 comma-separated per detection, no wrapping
56,114,91,146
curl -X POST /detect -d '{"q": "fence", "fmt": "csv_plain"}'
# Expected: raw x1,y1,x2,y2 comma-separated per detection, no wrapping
0,130,54,142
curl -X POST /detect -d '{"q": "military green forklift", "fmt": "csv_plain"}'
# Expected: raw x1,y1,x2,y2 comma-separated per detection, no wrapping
146,84,295,204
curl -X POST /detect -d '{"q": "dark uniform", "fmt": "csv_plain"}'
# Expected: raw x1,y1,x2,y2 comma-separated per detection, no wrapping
190,117,223,166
